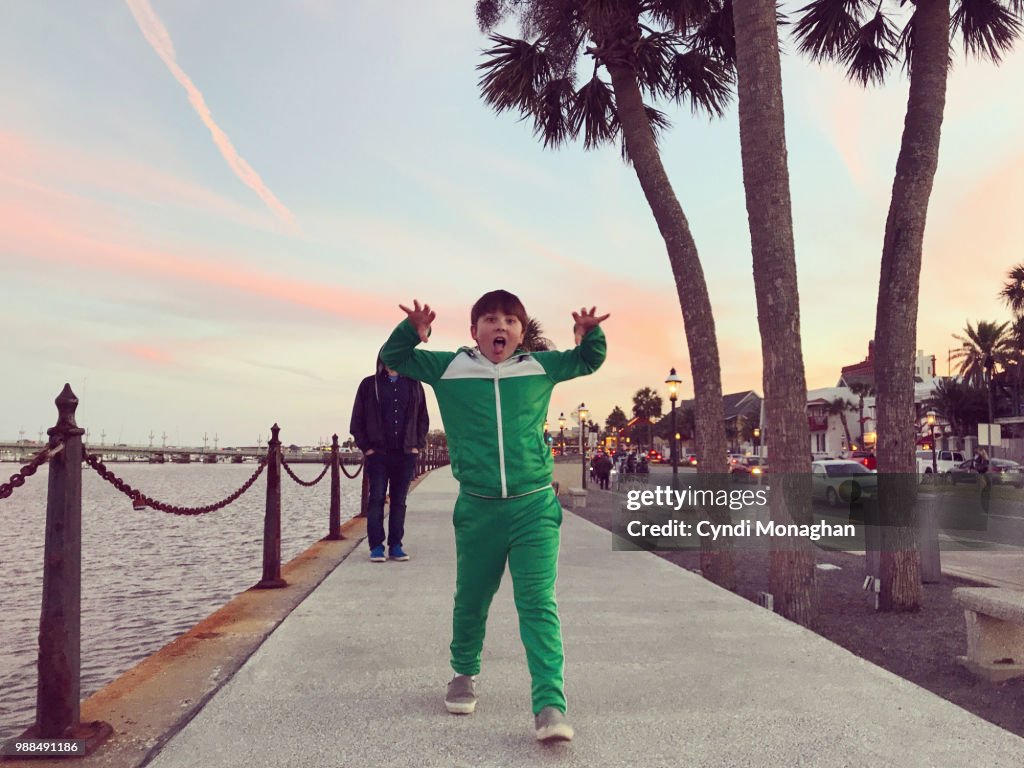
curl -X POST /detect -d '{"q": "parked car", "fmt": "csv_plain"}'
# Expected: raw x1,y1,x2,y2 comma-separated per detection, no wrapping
811,459,878,507
684,454,698,467
647,449,665,464
846,450,877,471
948,458,1024,488
730,456,767,482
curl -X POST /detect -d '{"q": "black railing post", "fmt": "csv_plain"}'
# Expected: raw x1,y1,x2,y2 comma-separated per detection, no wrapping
31,385,112,752
35,384,85,739
328,434,342,540
256,424,286,588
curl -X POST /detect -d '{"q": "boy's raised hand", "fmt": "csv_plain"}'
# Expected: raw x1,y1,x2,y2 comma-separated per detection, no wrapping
399,299,436,343
572,306,610,345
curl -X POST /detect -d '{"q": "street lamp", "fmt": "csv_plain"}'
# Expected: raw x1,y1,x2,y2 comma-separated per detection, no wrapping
753,427,760,457
927,410,938,477
577,402,589,488
665,367,682,483
558,412,566,455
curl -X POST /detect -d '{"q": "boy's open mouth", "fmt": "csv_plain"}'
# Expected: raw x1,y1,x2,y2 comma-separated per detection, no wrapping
493,337,506,353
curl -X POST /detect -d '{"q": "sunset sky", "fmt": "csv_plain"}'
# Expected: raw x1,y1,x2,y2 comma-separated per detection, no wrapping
3,1,1022,447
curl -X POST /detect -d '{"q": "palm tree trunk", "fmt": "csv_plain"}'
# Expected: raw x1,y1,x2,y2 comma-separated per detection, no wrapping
873,0,950,611
839,413,853,451
732,0,815,626
601,55,733,590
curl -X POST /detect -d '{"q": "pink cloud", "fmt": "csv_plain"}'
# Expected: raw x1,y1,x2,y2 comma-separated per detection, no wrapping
124,0,297,230
117,343,175,365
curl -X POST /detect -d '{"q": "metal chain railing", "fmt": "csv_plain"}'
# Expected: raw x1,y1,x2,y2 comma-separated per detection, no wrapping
340,457,364,479
83,452,268,516
0,441,65,500
281,457,329,487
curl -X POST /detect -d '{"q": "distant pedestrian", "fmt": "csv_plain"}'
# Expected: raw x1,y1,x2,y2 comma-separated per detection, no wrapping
975,447,991,513
350,356,428,562
593,451,612,490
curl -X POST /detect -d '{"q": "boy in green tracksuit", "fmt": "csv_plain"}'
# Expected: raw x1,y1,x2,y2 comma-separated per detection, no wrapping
380,290,608,742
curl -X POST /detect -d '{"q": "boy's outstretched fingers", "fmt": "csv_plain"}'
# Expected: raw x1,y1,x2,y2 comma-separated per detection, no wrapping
399,299,436,343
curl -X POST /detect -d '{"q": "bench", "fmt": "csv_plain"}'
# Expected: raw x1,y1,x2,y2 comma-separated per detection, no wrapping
568,487,587,509
952,587,1024,682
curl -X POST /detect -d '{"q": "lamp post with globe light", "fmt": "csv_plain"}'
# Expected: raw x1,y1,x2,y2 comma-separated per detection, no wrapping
558,412,566,455
577,403,589,489
665,367,682,483
927,410,938,477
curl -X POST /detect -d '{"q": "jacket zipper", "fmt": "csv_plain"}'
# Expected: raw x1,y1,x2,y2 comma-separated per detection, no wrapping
493,366,507,498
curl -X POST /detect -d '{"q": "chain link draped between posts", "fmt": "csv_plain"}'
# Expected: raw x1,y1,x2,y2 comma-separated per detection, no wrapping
83,452,268,515
0,442,65,500
281,457,329,487
340,456,364,479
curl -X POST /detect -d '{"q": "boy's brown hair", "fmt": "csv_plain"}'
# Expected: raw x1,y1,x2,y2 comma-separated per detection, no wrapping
470,290,528,329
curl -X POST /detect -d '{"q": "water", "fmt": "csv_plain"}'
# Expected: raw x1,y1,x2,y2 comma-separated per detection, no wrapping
0,462,362,740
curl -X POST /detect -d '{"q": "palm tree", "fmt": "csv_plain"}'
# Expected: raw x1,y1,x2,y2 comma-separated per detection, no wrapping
730,0,816,624
951,320,1012,424
475,0,734,586
848,381,875,446
522,317,555,352
792,0,1023,612
827,397,856,451
1000,263,1024,316
632,387,663,453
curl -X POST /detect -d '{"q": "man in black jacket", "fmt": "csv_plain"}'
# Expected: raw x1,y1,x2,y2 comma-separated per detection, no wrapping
350,356,428,562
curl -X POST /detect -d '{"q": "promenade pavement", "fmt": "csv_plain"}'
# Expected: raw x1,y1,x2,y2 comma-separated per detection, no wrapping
146,466,1023,768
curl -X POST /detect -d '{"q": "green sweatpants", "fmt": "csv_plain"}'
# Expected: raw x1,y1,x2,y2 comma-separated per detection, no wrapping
450,489,566,715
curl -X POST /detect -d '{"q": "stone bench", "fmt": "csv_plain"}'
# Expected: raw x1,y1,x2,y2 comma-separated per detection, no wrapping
952,587,1024,682
568,487,587,509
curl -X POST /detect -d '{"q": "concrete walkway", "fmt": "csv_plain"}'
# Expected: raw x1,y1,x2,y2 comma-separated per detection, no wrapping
147,467,1023,768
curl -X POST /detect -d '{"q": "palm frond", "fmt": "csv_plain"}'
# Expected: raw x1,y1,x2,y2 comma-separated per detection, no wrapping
633,31,677,97
668,49,735,115
477,34,552,115
792,0,865,62
569,75,619,149
646,0,719,33
952,0,1023,63
476,0,514,32
689,0,737,65
1000,263,1024,315
532,77,577,148
842,10,899,85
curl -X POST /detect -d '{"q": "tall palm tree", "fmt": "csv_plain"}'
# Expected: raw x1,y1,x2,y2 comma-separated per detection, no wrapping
522,317,555,352
951,320,1012,424
730,0,816,625
793,0,1023,612
475,0,734,586
1000,263,1024,316
848,381,875,446
925,377,972,445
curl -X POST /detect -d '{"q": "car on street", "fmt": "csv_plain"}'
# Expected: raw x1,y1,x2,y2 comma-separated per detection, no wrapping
684,454,698,466
730,456,767,482
846,450,877,471
811,459,878,507
948,458,1024,488
647,449,665,464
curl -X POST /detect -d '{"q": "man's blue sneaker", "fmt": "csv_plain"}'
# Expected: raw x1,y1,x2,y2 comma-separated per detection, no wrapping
369,545,386,562
389,546,410,561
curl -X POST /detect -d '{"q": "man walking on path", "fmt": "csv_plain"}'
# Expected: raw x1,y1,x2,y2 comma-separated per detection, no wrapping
350,356,428,562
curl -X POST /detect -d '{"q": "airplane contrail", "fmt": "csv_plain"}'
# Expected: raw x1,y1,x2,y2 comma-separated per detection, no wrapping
125,0,297,229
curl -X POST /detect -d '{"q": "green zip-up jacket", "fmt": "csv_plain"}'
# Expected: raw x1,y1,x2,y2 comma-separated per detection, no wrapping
380,319,606,499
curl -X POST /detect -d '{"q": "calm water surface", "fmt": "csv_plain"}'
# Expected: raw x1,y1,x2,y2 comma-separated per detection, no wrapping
0,462,362,740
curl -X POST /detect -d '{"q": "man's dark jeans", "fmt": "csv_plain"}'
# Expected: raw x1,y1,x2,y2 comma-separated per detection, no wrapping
366,451,416,550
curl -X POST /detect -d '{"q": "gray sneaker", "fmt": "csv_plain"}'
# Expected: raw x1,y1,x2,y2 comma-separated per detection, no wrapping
534,706,574,742
445,674,477,714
